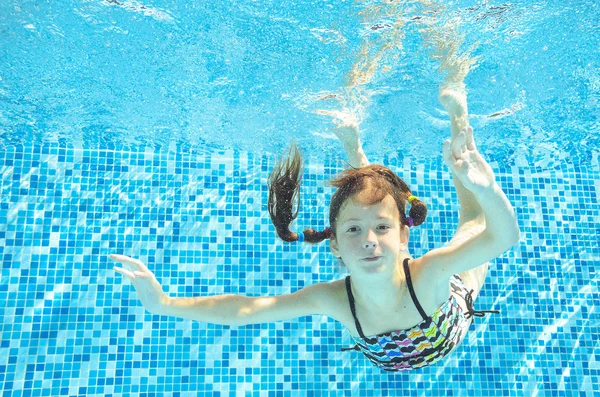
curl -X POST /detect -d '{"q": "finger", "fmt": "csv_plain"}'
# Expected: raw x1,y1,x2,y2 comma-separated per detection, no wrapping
110,256,139,273
110,254,133,263
443,139,457,168
110,254,148,273
452,132,466,159
113,266,135,282
316,109,341,119
465,126,476,150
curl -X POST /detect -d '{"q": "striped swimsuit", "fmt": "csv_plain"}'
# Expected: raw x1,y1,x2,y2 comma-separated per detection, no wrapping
341,258,498,372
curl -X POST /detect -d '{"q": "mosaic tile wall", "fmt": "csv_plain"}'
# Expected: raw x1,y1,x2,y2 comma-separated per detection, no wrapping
0,144,598,396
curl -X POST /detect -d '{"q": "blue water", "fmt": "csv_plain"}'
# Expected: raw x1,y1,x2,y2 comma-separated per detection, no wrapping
1,1,599,396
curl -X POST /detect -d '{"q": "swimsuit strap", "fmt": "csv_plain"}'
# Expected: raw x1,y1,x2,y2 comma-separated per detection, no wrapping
403,258,428,321
344,275,367,340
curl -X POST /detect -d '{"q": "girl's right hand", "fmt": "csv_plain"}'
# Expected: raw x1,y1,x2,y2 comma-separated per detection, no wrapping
111,254,169,314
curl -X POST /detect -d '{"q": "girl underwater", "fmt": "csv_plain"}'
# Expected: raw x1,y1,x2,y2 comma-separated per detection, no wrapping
111,82,519,371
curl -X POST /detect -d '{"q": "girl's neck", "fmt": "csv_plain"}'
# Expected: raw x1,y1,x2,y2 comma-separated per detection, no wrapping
350,255,412,309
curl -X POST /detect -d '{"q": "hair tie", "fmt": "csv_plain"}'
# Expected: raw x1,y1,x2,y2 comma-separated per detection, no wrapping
408,195,418,204
406,217,414,227
296,231,305,242
324,227,332,239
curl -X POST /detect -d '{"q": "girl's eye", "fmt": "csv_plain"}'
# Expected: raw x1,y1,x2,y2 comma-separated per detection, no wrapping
346,225,390,233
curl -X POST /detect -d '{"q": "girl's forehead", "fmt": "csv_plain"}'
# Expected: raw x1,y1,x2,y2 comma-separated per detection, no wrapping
338,194,399,219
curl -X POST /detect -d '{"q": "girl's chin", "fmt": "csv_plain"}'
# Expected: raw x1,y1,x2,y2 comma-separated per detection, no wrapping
358,260,388,273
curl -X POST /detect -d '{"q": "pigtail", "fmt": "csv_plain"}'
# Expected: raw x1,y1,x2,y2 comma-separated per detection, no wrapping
407,195,428,227
267,143,330,244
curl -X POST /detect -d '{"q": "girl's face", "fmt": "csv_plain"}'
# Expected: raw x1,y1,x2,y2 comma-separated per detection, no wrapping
330,191,410,275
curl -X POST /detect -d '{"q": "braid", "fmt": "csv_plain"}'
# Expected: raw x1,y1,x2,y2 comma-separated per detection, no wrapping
267,143,330,244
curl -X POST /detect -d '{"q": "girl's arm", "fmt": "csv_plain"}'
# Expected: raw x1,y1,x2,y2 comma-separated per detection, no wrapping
421,184,519,278
111,254,333,326
157,283,332,326
420,127,520,276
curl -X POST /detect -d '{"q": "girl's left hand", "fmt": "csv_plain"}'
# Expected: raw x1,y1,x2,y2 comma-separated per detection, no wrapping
315,108,359,129
443,126,496,195
315,108,360,143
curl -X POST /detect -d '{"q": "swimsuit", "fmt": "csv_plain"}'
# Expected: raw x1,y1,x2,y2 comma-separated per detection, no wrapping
341,258,499,372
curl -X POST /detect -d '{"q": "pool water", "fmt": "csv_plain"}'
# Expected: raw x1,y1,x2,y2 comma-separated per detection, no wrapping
1,0,599,396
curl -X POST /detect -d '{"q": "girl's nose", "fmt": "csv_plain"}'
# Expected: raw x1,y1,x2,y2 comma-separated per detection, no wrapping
363,230,378,249
364,241,378,249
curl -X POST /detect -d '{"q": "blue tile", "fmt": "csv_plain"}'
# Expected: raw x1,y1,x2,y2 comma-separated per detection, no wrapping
0,144,598,396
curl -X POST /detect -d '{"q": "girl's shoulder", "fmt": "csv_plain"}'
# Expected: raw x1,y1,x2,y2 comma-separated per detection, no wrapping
313,278,356,325
407,256,454,309
320,278,349,309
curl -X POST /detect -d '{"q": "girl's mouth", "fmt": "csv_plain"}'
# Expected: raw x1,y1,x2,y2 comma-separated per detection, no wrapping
362,256,381,262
